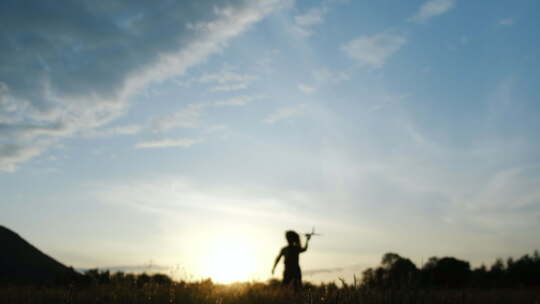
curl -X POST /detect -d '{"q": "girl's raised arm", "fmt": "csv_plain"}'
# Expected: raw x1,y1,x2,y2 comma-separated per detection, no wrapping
300,235,311,252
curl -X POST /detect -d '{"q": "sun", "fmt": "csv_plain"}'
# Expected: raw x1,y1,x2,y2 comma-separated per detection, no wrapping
203,238,256,283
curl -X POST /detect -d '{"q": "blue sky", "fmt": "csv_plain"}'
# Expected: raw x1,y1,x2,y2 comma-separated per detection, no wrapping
1,0,539,283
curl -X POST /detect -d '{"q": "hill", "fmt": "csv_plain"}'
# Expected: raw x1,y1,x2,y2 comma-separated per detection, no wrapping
0,225,80,284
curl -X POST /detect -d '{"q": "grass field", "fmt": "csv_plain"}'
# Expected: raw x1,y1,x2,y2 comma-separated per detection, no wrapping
2,280,539,304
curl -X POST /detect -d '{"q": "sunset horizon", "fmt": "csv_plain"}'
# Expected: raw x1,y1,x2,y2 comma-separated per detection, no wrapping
2,0,540,287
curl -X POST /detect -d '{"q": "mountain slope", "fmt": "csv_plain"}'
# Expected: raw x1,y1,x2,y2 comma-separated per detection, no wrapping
0,225,80,284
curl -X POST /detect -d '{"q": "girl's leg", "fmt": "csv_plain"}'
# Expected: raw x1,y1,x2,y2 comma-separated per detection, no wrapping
282,270,292,286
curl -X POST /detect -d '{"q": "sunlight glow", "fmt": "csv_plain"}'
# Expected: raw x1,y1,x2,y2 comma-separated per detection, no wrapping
203,238,257,283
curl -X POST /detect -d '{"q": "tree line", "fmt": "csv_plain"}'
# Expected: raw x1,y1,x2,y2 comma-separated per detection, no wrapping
81,269,173,286
362,251,540,289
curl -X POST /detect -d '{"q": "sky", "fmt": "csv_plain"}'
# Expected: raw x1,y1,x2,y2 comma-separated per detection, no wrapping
1,0,540,283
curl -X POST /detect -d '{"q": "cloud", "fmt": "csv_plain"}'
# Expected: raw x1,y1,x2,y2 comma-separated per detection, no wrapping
197,65,256,91
499,18,514,26
88,93,259,138
87,93,259,137
204,125,229,134
341,32,406,68
0,139,55,172
151,103,206,132
94,176,328,228
295,7,326,27
214,95,260,106
293,6,328,37
298,84,316,94
0,0,286,172
368,92,407,113
408,0,456,23
262,104,306,124
211,83,249,92
312,68,350,84
0,121,72,138
303,264,365,276
150,94,260,132
303,267,343,276
135,137,203,149
84,124,144,137
253,49,281,75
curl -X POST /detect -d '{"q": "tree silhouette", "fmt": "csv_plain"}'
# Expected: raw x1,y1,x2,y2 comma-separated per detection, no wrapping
362,253,419,288
362,251,540,289
421,257,470,288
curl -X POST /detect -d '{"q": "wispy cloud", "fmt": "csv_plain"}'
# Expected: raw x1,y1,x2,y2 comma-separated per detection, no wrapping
214,95,260,106
197,65,256,92
297,68,349,94
150,94,260,132
94,176,326,228
88,94,259,138
341,32,406,68
293,6,328,37
498,18,514,26
0,0,286,172
303,264,365,276
312,68,350,84
262,104,306,124
298,84,316,94
0,139,55,172
135,137,203,149
212,83,249,92
84,124,144,137
408,0,456,23
151,104,206,132
204,125,229,134
303,267,343,276
368,93,407,113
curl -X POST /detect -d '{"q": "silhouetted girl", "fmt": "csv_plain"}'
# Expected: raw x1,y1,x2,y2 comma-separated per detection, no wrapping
272,230,310,289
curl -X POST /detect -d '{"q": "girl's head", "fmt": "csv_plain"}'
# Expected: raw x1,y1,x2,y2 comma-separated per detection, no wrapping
285,230,300,246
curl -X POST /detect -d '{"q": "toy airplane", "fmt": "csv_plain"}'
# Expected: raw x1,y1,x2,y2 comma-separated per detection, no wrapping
304,227,322,238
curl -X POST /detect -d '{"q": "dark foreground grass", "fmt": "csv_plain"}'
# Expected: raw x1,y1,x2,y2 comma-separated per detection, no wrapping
1,281,540,304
